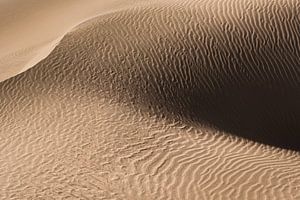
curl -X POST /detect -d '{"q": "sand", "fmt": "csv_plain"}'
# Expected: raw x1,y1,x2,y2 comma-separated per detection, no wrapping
0,0,300,199
0,0,145,81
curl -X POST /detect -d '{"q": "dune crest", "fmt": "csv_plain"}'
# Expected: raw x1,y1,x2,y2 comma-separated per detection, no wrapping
0,0,152,82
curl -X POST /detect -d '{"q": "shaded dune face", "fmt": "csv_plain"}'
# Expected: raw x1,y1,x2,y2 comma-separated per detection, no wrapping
2,0,300,150
24,1,299,150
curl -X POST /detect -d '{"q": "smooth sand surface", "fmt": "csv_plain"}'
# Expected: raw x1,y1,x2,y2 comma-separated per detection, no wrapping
0,0,300,199
0,0,148,81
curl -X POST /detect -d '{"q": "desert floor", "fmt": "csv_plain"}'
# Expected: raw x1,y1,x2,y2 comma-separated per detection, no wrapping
0,0,299,199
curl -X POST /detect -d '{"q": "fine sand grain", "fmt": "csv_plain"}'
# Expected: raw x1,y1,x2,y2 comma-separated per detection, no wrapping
0,0,300,199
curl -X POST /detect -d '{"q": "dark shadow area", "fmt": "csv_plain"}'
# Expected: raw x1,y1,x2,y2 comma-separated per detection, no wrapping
127,73,300,151
181,86,300,151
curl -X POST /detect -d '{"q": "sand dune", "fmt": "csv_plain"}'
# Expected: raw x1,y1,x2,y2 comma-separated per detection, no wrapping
0,0,146,81
0,0,300,199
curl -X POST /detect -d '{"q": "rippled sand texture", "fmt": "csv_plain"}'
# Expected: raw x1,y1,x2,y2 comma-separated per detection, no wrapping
1,0,300,199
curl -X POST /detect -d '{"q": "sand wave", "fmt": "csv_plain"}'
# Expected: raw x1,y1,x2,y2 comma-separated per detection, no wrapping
0,0,153,82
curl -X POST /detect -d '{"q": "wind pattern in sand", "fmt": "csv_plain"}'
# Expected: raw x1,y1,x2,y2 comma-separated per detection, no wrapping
0,0,300,199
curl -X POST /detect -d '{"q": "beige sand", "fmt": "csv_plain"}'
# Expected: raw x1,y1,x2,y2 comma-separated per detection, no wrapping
0,0,150,82
0,0,300,199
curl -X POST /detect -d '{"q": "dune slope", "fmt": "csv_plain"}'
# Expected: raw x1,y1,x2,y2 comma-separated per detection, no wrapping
0,0,300,199
0,0,144,82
